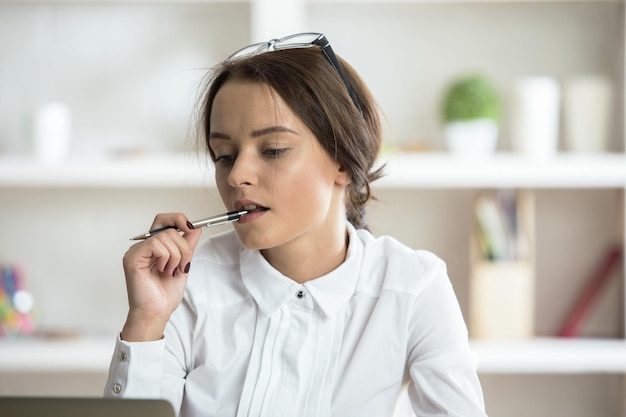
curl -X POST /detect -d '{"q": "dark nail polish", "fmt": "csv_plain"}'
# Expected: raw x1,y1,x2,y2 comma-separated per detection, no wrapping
186,221,194,229
184,263,191,274
172,267,179,277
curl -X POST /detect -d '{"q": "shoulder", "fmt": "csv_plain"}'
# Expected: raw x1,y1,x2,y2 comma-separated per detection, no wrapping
355,228,449,297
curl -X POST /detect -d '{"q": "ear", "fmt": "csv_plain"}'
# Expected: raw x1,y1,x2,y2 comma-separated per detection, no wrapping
334,165,352,186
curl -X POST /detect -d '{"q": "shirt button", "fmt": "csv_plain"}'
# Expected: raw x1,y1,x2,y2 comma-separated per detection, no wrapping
112,383,122,394
296,290,304,299
118,351,128,361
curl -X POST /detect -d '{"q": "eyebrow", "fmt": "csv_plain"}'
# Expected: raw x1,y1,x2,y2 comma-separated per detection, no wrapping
208,125,298,141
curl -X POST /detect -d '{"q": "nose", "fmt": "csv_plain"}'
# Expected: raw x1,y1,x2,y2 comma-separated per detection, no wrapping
226,151,257,188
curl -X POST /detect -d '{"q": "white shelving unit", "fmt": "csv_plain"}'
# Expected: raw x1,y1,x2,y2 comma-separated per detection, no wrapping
0,335,115,373
2,152,625,189
0,154,214,188
472,338,626,374
2,334,626,375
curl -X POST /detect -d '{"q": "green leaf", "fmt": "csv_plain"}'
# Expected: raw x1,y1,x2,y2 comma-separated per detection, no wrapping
442,74,500,122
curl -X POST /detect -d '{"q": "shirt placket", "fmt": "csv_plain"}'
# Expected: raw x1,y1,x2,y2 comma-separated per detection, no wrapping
237,287,314,417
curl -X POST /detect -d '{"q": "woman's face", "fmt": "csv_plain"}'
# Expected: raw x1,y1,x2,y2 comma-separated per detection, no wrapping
208,80,350,254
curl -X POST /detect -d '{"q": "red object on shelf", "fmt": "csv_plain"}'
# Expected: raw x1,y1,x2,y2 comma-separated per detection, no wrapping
558,245,623,338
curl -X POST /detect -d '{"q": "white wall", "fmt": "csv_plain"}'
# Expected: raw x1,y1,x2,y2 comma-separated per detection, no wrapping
0,2,249,155
0,2,623,156
308,1,624,151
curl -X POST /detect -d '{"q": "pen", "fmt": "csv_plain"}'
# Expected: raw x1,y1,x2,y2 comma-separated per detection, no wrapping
130,210,249,240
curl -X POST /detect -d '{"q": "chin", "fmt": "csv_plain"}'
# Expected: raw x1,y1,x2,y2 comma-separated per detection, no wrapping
233,229,274,251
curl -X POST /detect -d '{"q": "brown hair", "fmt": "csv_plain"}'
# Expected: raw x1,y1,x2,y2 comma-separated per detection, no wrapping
197,47,384,230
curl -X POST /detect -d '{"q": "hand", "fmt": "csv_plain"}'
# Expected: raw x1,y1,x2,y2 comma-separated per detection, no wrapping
121,213,203,342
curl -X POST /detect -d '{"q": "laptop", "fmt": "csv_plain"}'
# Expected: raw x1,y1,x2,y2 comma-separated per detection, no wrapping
0,397,176,417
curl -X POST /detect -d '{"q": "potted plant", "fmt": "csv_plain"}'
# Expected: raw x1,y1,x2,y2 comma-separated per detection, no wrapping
441,74,500,156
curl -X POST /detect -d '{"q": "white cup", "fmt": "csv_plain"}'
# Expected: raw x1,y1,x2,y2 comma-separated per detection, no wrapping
510,77,561,158
34,103,72,164
564,76,612,153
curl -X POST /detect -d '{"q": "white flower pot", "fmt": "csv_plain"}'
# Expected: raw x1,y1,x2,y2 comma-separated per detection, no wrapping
445,119,498,156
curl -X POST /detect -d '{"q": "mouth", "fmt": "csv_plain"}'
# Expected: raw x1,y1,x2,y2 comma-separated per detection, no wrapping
240,203,269,214
235,203,269,225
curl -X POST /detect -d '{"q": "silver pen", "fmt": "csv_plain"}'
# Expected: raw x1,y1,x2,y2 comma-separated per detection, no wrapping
130,210,248,240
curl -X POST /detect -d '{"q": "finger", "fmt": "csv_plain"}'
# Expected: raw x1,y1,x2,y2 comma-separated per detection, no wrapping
150,213,195,235
153,229,185,276
171,228,202,275
154,228,201,277
147,213,201,276
124,236,170,273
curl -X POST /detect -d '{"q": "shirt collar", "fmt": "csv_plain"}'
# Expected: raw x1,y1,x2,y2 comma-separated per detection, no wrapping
240,223,363,318
240,249,300,317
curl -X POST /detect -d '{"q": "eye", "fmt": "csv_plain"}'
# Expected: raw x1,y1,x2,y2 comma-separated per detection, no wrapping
214,154,236,167
263,148,289,159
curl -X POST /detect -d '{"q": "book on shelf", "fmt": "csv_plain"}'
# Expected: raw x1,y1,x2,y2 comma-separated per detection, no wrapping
0,264,36,337
473,190,530,262
558,245,623,338
470,190,535,339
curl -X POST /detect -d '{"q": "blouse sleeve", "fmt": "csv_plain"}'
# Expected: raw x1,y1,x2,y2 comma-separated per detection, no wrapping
103,335,167,399
406,259,487,417
103,298,195,416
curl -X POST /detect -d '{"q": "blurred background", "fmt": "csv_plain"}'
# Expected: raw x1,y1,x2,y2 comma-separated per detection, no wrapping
0,0,625,416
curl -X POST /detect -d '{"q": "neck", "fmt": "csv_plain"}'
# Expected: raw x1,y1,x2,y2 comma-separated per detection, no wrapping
262,222,349,284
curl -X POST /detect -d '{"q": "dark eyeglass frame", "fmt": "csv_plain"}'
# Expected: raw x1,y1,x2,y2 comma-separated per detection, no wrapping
227,32,363,115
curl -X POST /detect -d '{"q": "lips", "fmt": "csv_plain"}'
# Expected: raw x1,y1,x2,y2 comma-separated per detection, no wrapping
241,203,269,214
235,201,269,224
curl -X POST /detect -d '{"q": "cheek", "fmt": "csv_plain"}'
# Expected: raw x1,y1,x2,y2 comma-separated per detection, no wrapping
278,167,335,211
215,170,231,201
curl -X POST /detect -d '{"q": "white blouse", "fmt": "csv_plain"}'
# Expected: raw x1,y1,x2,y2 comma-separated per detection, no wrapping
105,224,486,417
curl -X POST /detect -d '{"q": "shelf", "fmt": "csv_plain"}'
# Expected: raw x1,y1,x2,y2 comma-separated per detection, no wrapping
0,154,215,189
1,335,624,374
0,334,115,372
2,152,625,189
377,152,626,189
471,338,626,374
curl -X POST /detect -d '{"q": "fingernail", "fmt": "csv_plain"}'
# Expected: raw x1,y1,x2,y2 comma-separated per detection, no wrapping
186,221,194,229
172,267,179,277
184,262,191,274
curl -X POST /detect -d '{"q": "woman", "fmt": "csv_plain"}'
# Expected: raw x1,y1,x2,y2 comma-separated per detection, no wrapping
105,33,487,417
